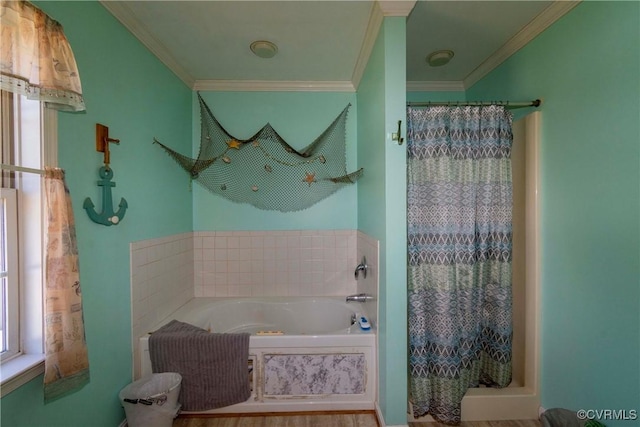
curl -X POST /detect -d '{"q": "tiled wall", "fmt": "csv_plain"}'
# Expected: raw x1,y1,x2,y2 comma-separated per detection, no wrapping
130,229,380,378
193,230,359,297
357,231,380,328
130,233,194,377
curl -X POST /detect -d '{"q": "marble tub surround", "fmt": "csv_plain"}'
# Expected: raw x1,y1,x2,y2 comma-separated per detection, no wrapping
194,230,359,298
264,354,366,396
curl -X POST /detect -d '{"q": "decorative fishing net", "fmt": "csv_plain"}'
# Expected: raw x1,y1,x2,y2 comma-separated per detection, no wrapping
154,94,362,212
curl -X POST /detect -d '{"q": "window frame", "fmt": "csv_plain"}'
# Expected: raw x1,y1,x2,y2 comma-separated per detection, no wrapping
0,92,57,396
1,187,20,361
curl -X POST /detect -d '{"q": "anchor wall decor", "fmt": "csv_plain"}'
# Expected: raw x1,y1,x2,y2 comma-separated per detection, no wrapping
83,124,128,226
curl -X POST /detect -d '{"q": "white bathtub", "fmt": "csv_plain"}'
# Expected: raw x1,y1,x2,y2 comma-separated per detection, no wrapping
139,297,376,414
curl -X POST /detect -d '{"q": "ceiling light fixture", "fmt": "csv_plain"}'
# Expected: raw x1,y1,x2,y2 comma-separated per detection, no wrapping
250,40,278,59
426,50,454,67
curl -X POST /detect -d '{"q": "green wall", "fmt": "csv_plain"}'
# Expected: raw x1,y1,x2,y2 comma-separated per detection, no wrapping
5,3,635,427
356,15,388,421
406,91,466,103
193,91,358,231
467,2,640,422
0,2,193,426
357,24,386,239
357,17,408,426
381,17,408,426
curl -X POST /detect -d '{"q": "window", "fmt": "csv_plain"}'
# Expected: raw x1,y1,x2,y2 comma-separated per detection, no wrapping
0,90,57,395
1,187,19,361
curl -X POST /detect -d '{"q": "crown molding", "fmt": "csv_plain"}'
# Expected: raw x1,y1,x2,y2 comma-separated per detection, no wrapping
464,0,582,89
352,1,416,89
100,1,195,88
193,80,356,93
351,2,384,90
101,0,574,94
406,81,465,92
377,0,417,17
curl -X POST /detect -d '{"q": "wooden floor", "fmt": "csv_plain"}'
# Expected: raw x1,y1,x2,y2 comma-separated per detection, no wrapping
409,421,541,427
173,414,541,427
173,413,379,427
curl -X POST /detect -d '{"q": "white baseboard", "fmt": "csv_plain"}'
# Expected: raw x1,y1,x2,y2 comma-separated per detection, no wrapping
375,402,409,427
375,403,385,426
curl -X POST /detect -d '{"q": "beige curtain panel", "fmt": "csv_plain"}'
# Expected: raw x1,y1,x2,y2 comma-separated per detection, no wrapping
43,168,90,402
0,0,85,111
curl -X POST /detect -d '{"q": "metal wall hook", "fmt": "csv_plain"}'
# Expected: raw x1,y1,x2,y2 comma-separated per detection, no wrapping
391,120,404,145
354,256,368,279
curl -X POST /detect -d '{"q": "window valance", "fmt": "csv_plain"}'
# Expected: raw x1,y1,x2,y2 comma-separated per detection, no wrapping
0,1,85,111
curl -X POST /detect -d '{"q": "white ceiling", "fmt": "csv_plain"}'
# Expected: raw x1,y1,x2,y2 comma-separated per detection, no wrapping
407,1,552,82
102,1,579,91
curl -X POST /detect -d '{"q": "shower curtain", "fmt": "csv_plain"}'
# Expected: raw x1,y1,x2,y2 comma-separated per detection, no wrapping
407,105,513,425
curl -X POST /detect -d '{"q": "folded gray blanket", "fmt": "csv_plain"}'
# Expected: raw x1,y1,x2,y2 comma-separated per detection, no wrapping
149,319,250,411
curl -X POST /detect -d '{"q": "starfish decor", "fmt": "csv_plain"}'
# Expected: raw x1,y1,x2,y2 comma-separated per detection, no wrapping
303,172,317,186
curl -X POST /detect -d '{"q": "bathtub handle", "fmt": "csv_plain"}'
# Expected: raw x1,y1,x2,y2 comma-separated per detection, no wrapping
354,256,368,279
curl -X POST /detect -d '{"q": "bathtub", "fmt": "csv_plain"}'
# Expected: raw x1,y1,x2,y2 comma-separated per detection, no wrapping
139,297,376,414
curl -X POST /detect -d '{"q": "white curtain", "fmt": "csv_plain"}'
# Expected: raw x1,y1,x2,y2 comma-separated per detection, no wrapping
0,0,85,111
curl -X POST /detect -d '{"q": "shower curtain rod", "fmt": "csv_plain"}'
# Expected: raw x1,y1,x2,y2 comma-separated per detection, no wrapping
407,99,541,110
1,163,45,175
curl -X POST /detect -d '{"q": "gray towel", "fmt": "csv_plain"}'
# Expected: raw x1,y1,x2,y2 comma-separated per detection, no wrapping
149,319,250,411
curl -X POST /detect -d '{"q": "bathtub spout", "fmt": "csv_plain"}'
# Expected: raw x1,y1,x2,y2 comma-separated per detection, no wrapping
346,293,373,303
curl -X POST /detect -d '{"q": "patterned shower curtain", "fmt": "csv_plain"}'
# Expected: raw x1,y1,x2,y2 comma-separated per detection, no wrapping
43,168,89,402
407,106,513,425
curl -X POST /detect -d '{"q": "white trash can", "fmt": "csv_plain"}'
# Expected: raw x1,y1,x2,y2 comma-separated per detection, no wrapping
119,372,182,427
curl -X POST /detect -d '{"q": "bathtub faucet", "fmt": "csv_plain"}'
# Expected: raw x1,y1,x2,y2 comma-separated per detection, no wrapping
346,293,374,303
